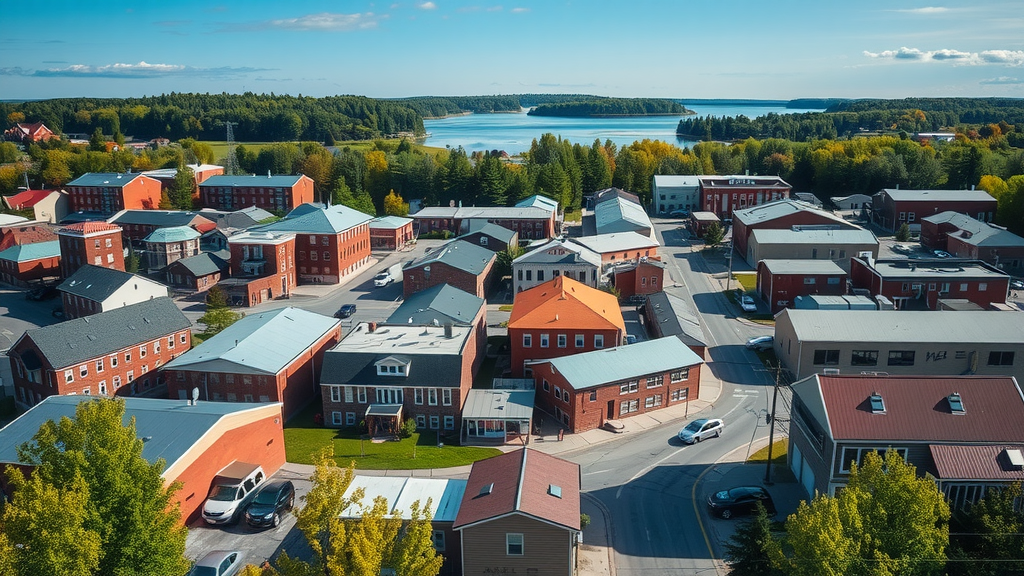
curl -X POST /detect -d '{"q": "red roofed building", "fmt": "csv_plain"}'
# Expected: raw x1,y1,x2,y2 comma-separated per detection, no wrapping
66,173,163,216
789,374,1024,509
508,276,626,377
453,449,581,576
2,189,52,211
0,223,57,252
4,122,57,143
57,221,124,277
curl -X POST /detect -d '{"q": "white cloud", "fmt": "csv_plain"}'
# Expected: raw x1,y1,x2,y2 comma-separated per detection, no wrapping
980,50,1024,66
863,46,1024,66
267,12,381,31
510,6,529,12
418,1,437,9
3,61,269,79
980,76,1023,85
487,5,502,11
892,6,949,14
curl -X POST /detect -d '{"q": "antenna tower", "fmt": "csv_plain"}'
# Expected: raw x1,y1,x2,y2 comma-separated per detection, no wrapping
224,121,239,175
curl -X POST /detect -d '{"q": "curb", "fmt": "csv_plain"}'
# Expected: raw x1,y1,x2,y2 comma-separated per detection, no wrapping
581,493,616,576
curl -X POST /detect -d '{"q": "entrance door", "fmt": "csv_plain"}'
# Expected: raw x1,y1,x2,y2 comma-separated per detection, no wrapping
607,400,615,420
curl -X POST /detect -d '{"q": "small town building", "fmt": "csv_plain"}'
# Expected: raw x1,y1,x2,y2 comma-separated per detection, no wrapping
453,448,581,576
386,283,487,375
652,175,700,215
413,205,557,240
732,199,862,261
697,175,792,220
829,193,872,212
788,374,1024,508
143,225,201,270
756,259,848,314
198,206,275,230
871,188,998,233
921,211,1024,270
610,258,666,298
689,211,721,238
58,264,168,319
746,227,879,271
0,222,57,252
508,276,626,377
515,194,560,213
165,250,230,293
791,192,823,208
108,209,217,244
7,297,191,405
163,307,340,420
0,395,285,524
570,231,660,269
513,238,601,294
589,187,654,239
792,294,878,311
640,291,708,358
141,163,224,191
320,322,481,435
773,309,1024,382
198,174,315,213
0,240,61,287
461,389,535,446
402,240,496,299
3,189,60,219
224,230,296,306
57,221,124,277
65,173,163,216
849,256,1009,311
3,121,57,143
457,222,519,253
529,337,703,432
368,215,414,251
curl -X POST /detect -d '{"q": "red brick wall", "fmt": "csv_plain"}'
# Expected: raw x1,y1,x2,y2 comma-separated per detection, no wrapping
531,361,701,433
169,412,286,524
850,257,1008,310
614,263,664,298
701,188,790,220
403,260,493,300
879,197,998,232
920,220,955,250
121,177,162,211
322,384,465,433
0,255,61,286
199,177,314,212
59,229,124,277
296,224,370,285
756,265,848,314
734,211,857,259
509,327,623,378
947,236,1024,268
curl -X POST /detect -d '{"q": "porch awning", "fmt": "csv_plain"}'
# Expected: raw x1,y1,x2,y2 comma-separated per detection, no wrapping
365,404,403,417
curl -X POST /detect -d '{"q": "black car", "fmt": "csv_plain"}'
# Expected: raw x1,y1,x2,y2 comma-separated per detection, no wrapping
244,479,295,528
707,485,775,519
334,304,357,319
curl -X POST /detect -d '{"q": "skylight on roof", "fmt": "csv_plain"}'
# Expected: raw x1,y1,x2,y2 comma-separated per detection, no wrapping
479,482,493,496
548,484,562,498
869,393,886,414
947,393,965,414
1007,449,1024,469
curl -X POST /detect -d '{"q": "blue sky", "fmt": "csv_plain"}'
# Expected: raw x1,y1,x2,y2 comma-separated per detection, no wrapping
2,1,1023,100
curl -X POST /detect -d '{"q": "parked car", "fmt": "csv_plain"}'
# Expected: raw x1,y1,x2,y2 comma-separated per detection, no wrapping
625,334,637,345
745,335,774,351
1011,280,1024,290
892,244,913,254
202,463,265,525
933,250,952,259
372,271,394,287
707,486,776,519
334,304,357,319
244,479,295,529
26,286,58,301
739,294,757,313
669,209,690,218
678,418,724,444
187,550,244,576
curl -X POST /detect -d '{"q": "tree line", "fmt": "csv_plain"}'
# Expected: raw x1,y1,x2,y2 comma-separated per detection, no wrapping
527,98,689,117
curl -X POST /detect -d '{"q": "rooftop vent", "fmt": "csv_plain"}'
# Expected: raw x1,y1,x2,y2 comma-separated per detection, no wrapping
947,392,965,414
479,482,494,496
548,484,562,498
869,392,886,414
1006,449,1024,469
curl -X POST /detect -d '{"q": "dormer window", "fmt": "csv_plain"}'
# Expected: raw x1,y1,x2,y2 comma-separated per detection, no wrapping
869,392,886,414
947,393,965,414
375,356,410,377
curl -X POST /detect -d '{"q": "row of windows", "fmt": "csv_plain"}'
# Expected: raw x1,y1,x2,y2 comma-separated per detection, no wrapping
57,333,185,384
898,281,986,293
523,333,603,349
813,349,1015,367
176,372,269,386
328,386,453,406
330,411,455,431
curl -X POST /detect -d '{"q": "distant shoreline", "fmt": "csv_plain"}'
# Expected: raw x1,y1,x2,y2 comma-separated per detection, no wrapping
423,109,525,119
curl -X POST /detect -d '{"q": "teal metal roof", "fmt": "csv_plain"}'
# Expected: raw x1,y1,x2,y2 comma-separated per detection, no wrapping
369,216,413,230
0,395,275,470
595,196,652,235
143,225,200,243
256,204,373,235
387,284,484,325
67,173,147,187
515,195,559,212
541,337,704,390
404,240,496,275
164,307,339,375
462,222,517,244
200,174,305,188
0,240,60,263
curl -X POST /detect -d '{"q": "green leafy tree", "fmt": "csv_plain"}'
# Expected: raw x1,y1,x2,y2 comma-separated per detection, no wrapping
11,398,189,576
723,503,784,576
703,222,725,248
949,482,1024,576
383,190,410,216
158,190,174,210
125,246,141,273
198,307,244,336
206,285,229,309
392,499,444,576
495,243,526,279
289,451,361,575
88,128,106,152
169,164,196,210
895,223,912,242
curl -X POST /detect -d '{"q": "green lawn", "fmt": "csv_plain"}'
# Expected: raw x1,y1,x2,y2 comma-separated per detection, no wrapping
732,272,756,292
748,439,788,465
498,305,513,312
284,401,501,469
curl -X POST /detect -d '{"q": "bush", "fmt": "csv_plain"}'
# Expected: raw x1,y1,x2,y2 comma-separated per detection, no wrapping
580,513,591,530
419,230,454,240
400,418,417,438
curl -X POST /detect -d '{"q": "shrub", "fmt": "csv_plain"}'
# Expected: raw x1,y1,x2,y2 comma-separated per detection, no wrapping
400,418,417,438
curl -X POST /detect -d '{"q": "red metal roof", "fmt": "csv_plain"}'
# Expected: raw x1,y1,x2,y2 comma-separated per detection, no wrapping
453,448,580,531
816,375,1024,443
4,189,52,209
929,444,1024,481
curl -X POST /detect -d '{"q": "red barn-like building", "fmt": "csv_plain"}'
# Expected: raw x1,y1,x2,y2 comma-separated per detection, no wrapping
66,173,163,216
697,175,791,220
850,256,1009,310
756,259,848,314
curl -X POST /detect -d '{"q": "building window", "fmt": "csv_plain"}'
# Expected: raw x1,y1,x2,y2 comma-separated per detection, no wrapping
813,349,840,366
110,355,118,368
428,388,438,405
526,270,532,281
140,346,146,358
357,387,367,403
594,334,604,348
589,391,597,402
430,415,440,429
619,380,638,394
804,277,816,285
415,388,424,405
168,336,175,349
79,364,88,378
887,350,916,366
125,351,131,363
851,350,878,366
444,416,455,430
332,411,343,426
432,530,446,552
346,412,356,426
557,334,567,348
575,334,584,348
670,369,688,382
96,359,104,373
416,415,426,428
154,340,160,354
65,369,74,383
988,351,1015,366
562,390,569,402
840,447,908,473
442,388,452,406
523,334,532,347
506,533,524,556
645,395,663,409
537,270,545,282
540,334,549,348
979,283,987,291
180,333,187,344
542,380,549,392
619,399,639,415
646,375,663,388
671,388,688,402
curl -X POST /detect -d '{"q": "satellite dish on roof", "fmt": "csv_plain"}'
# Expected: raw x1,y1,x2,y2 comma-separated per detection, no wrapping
192,387,200,405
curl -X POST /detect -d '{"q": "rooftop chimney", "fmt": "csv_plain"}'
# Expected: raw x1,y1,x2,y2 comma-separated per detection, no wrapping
444,322,453,339
368,321,377,333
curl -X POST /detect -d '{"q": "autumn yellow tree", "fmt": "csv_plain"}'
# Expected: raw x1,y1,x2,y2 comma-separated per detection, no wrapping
383,190,410,216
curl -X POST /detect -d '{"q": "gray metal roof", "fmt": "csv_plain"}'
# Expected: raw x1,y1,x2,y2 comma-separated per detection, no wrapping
463,221,517,244
342,476,467,522
698,175,791,189
0,395,275,469
514,239,601,267
199,174,305,188
750,228,878,245
865,259,1008,280
320,324,469,387
653,175,700,188
58,265,167,301
67,173,150,187
404,239,496,275
759,259,848,275
514,195,559,212
733,199,850,227
369,215,413,230
921,211,1024,248
255,203,372,235
779,309,1024,344
643,291,707,348
571,231,659,254
879,189,996,203
386,284,484,326
413,206,552,220
168,250,230,277
143,225,200,243
540,337,703,390
20,297,190,369
109,210,210,228
595,196,653,235
164,307,339,375
462,389,535,420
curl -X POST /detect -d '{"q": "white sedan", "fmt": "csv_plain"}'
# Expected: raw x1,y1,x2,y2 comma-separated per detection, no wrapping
740,295,757,313
678,418,725,444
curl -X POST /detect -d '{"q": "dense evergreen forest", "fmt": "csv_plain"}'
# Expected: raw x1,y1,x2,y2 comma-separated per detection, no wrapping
527,98,689,117
398,94,687,118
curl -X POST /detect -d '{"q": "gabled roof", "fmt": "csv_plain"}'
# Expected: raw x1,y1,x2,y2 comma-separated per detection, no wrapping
643,291,707,348
698,175,791,189
515,195,559,212
386,283,484,326
199,174,307,188
733,199,854,228
879,188,996,203
58,264,166,302
0,224,57,251
594,187,641,207
0,395,275,471
320,323,470,387
168,250,230,277
509,276,624,332
341,476,468,522
570,231,659,254
110,210,215,230
759,259,848,276
164,307,338,376
540,337,703,390
461,222,517,244
404,240,495,275
197,207,274,229
66,173,152,187
929,444,1024,481
922,211,1024,248
3,189,53,209
653,175,700,188
58,221,121,236
0,240,60,263
778,309,1024,344
514,239,601,267
750,228,878,245
369,215,413,229
17,298,190,369
143,225,201,243
594,195,653,235
791,375,1024,443
462,389,535,420
255,203,372,235
453,449,580,531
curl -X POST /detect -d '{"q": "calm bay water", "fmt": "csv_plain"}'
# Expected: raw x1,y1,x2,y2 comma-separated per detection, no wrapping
422,104,821,154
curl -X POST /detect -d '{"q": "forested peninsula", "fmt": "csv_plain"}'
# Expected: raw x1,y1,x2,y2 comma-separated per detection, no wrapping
528,98,690,117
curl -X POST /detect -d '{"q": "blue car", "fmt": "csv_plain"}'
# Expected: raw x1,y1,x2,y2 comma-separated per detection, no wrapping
335,304,357,318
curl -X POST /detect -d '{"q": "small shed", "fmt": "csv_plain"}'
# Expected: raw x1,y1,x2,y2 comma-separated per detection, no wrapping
461,389,535,445
365,403,403,437
690,211,721,237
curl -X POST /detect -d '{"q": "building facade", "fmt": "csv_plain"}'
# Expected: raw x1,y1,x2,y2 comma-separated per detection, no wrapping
512,239,601,294
165,251,230,293
255,204,372,285
652,175,700,215
198,174,315,212
402,240,496,299
66,173,163,215
610,259,665,299
871,188,998,233
57,221,125,277
413,206,557,240
756,260,848,314
58,264,169,319
746,228,879,271
570,232,660,269
143,225,201,270
108,210,217,244
368,216,414,251
698,175,792,220
732,199,862,261
921,211,1024,271
225,230,297,306
849,256,1009,310
0,240,61,287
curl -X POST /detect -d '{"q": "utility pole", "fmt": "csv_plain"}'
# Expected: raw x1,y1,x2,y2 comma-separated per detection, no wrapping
725,236,735,292
764,366,781,485
222,121,239,175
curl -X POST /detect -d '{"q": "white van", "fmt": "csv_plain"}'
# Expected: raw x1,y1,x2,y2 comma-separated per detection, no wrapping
202,462,265,525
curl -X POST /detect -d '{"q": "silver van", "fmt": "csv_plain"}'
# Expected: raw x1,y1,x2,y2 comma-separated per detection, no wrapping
201,462,265,525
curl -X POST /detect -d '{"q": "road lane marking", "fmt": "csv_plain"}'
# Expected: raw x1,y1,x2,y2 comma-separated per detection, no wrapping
692,464,717,561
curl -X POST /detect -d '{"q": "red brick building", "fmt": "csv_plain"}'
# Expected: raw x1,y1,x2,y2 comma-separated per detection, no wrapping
756,259,848,314
256,204,372,285
164,307,340,420
369,216,414,251
871,188,998,233
165,250,230,293
697,175,792,220
529,337,703,432
508,276,626,377
223,230,297,306
402,240,496,299
198,174,315,213
849,256,1010,310
732,199,861,261
611,259,665,298
57,221,124,277
108,209,217,244
66,173,163,216
320,322,480,435
921,211,1024,271
3,121,57,143
7,298,191,406
413,205,557,240
0,223,57,252
0,240,61,287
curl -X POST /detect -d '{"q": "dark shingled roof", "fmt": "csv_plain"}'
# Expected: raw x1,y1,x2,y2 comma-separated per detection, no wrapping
404,239,495,275
642,291,707,349
169,250,230,277
109,210,212,228
320,348,464,388
58,264,164,301
386,284,484,326
18,297,190,369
